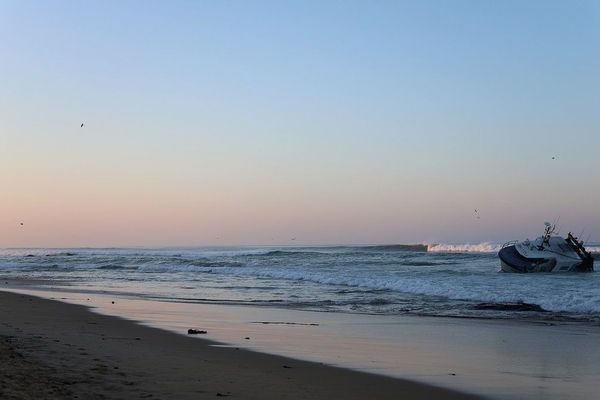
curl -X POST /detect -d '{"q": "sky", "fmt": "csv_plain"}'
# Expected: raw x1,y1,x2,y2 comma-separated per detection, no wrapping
1,0,599,247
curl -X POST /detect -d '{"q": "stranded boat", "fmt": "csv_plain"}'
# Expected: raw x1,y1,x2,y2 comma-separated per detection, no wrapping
499,223,594,273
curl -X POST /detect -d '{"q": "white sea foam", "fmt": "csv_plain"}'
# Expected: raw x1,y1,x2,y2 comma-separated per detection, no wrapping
427,243,600,254
427,243,501,253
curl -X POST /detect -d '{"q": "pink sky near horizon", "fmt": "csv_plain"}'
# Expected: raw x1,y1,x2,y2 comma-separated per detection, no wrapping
2,108,598,247
1,156,596,247
1,1,598,247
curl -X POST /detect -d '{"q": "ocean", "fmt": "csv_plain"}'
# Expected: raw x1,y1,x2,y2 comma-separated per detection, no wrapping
1,244,600,324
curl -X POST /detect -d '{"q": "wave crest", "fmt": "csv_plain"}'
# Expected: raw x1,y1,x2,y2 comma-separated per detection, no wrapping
427,243,500,253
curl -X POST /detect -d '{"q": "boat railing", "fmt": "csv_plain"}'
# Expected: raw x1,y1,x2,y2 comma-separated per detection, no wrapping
501,240,519,249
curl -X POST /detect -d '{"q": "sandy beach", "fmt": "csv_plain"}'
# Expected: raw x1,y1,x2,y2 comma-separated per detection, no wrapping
0,290,479,399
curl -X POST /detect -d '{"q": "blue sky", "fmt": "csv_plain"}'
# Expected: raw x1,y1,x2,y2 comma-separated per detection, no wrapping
1,1,599,246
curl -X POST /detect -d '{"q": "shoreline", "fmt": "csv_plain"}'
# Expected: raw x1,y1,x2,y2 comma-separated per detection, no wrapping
0,290,479,399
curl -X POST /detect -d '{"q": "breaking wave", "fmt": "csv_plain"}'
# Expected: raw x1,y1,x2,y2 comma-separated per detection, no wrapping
427,243,600,254
586,246,600,254
427,243,500,253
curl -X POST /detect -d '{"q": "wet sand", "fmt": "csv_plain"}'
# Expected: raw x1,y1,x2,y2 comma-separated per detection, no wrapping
0,290,478,399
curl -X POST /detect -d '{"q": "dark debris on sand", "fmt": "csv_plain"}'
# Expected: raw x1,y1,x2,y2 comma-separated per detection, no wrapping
187,329,207,335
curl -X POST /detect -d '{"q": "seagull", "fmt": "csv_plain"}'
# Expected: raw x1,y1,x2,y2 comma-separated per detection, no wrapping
80,123,84,128
19,222,24,226
474,209,480,220
290,237,296,241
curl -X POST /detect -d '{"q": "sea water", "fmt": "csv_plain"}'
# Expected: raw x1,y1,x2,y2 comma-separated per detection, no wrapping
1,244,599,324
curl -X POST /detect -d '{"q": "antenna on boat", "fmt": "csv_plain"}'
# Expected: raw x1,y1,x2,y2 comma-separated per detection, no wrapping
541,222,556,248
544,221,557,235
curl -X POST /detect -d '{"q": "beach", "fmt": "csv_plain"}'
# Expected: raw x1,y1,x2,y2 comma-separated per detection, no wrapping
0,290,479,400
2,284,600,400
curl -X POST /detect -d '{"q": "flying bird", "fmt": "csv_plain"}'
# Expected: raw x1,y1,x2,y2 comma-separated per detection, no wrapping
19,222,24,226
474,209,480,220
80,123,84,128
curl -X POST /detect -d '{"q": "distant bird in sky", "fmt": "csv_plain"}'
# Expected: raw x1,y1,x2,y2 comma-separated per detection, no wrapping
474,209,480,220
80,123,84,128
551,156,557,160
19,222,24,226
291,237,296,241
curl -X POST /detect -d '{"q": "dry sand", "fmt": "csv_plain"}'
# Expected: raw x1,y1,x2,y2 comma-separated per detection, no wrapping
0,290,479,399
